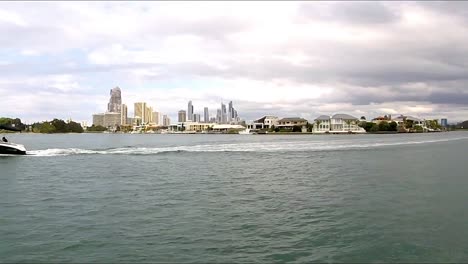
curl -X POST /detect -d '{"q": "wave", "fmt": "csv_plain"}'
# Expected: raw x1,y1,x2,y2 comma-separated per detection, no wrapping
26,136,468,157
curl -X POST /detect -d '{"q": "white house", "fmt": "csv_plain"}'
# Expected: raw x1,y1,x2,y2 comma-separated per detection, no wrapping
248,116,279,130
313,114,366,134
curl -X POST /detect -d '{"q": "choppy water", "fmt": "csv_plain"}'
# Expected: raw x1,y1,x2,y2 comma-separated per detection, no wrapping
1,132,468,263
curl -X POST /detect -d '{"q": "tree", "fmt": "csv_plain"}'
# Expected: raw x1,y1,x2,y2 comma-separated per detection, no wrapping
66,121,84,133
404,119,414,129
370,123,379,132
378,121,390,131
87,125,107,132
413,125,424,133
51,119,67,133
0,117,26,131
360,121,375,132
389,121,398,132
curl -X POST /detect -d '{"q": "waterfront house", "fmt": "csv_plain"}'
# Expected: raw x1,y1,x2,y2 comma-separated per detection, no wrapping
313,114,366,134
276,117,308,131
249,116,279,130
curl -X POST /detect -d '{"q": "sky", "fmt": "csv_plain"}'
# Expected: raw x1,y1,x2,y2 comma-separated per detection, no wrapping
1,1,468,124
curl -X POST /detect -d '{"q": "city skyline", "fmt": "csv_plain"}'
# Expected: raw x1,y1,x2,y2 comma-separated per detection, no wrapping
2,2,468,124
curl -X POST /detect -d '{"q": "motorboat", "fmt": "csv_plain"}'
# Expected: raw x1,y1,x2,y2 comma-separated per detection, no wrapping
0,142,27,155
0,125,27,155
238,128,254,135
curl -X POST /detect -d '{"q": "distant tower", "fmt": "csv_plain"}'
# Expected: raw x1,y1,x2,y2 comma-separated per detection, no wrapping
121,104,128,125
178,110,187,122
221,103,227,124
107,87,122,113
204,107,209,123
188,101,194,121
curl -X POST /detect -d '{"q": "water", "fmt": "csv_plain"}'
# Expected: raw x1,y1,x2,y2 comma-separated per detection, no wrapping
1,132,468,263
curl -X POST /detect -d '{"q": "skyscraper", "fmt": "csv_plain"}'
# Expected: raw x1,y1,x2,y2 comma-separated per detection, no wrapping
152,111,160,125
121,104,128,125
178,110,187,122
216,109,222,124
194,114,201,123
221,103,227,124
162,115,171,126
134,102,147,123
228,101,233,122
107,87,122,113
204,107,209,123
188,101,194,121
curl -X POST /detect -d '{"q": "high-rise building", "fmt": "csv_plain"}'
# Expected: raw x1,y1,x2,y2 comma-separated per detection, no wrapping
107,87,122,113
194,114,201,123
93,113,105,127
134,102,146,121
103,112,121,127
216,109,222,124
221,103,227,124
178,110,187,122
121,104,128,125
204,107,209,123
228,101,233,122
188,101,194,121
152,111,160,125
441,118,448,127
134,102,153,124
162,115,171,126
146,106,153,124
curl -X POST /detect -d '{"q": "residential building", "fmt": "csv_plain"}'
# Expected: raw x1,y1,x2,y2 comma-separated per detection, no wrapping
152,111,160,125
313,114,366,134
194,114,201,123
121,104,128,125
204,107,209,123
93,113,105,127
162,115,171,126
134,102,147,123
277,117,308,131
134,102,153,124
188,101,194,121
178,110,187,123
216,109,222,124
103,112,121,128
249,116,279,130
107,86,122,113
221,103,227,124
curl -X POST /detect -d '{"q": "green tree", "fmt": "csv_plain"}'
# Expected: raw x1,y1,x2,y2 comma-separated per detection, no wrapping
378,121,390,131
413,125,424,133
370,123,379,132
404,119,414,129
87,125,107,132
389,121,398,131
66,121,84,133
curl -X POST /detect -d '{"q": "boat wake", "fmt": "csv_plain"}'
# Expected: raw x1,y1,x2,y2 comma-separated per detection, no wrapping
26,136,468,157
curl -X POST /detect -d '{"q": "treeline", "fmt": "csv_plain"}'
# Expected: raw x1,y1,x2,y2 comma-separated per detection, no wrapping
0,117,26,131
31,119,83,133
359,121,399,132
1,117,84,133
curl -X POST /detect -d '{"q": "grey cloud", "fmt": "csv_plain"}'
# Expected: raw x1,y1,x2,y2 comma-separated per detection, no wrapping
298,1,400,25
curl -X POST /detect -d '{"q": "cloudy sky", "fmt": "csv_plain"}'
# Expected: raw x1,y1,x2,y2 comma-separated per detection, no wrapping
1,1,468,124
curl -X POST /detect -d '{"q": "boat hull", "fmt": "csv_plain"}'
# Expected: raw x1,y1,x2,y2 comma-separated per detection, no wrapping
0,143,27,155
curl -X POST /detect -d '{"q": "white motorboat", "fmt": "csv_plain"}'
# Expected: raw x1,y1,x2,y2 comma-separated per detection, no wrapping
238,128,254,135
0,125,27,155
0,142,27,155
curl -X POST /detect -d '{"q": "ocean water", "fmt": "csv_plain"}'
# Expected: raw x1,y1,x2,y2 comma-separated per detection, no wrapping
1,132,468,263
